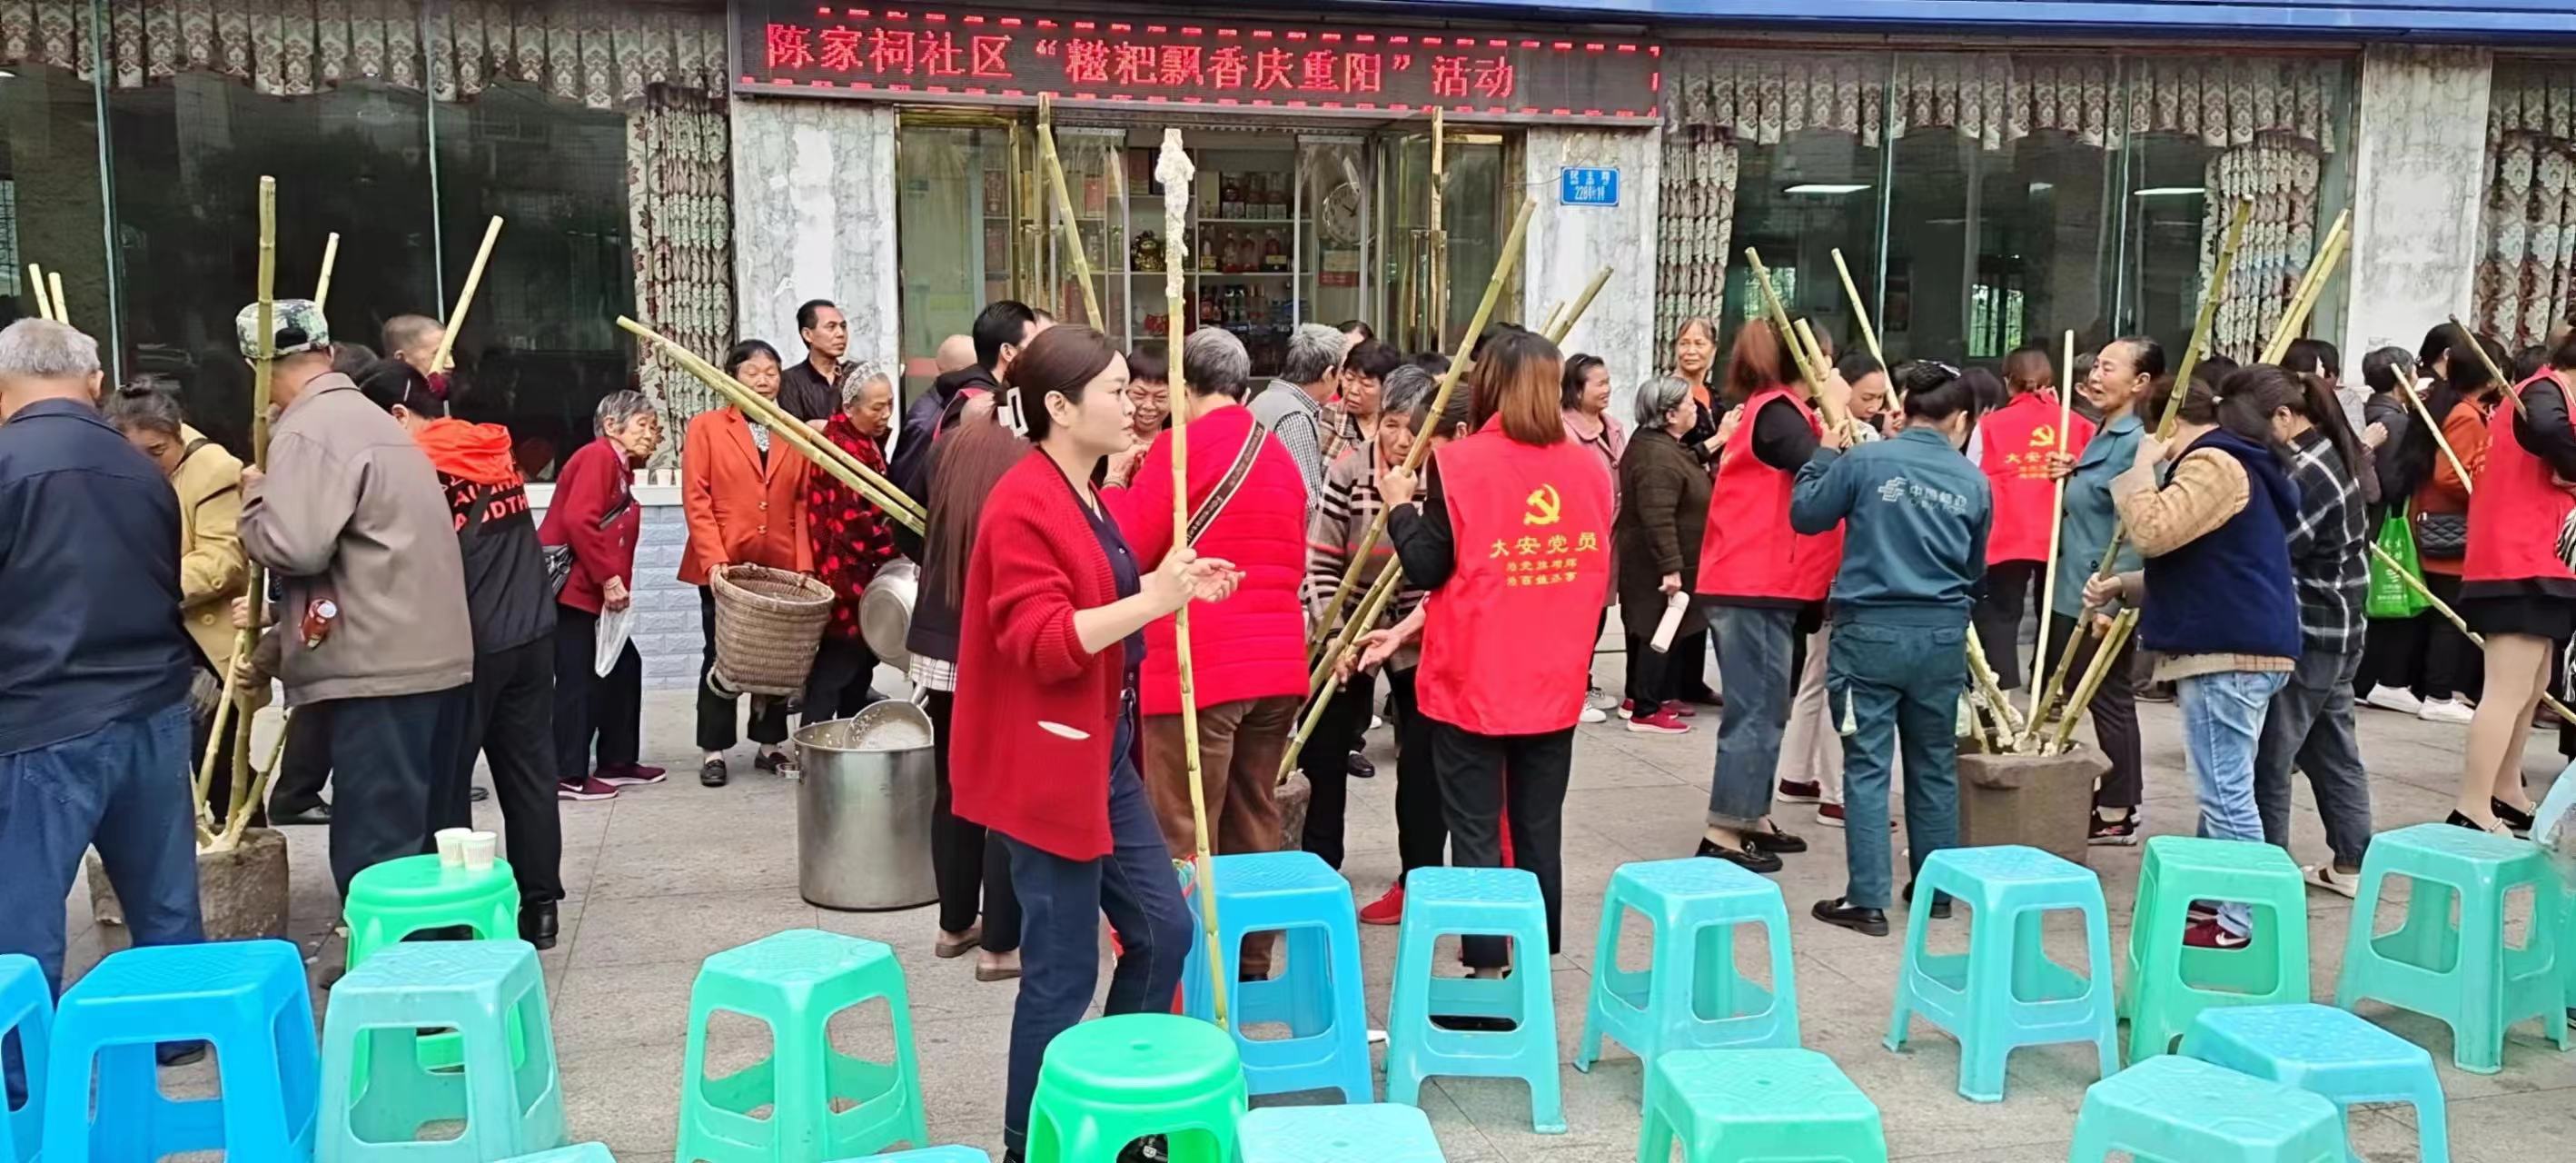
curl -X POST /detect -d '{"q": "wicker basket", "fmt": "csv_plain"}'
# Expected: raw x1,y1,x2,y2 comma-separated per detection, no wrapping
709,564,836,697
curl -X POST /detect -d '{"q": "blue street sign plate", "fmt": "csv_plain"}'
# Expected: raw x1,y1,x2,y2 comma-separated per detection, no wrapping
1560,166,1620,207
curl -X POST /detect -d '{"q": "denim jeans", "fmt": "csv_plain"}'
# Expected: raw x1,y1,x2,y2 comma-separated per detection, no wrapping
1827,618,1968,910
1707,603,1798,827
2253,644,2373,870
2177,669,2292,936
996,759,1193,1156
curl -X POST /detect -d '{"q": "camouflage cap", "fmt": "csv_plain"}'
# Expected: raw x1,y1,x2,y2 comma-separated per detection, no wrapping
233,299,331,360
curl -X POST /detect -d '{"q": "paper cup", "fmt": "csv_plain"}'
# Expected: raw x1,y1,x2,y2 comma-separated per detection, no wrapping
461,831,498,872
435,828,472,868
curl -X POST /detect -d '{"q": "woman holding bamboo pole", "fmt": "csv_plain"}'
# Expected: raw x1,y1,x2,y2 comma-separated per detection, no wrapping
2449,331,2576,837
1774,351,1887,825
677,339,810,787
1971,345,2095,689
947,325,1238,1161
2393,333,2510,724
2355,347,2430,711
2039,338,2156,844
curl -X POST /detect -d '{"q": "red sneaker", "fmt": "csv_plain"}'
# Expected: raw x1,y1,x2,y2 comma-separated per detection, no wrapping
1626,708,1690,735
557,776,619,802
2182,919,2250,950
1778,780,1823,804
1359,883,1404,926
1815,801,1847,827
1672,704,1699,719
598,763,668,787
1617,699,1636,720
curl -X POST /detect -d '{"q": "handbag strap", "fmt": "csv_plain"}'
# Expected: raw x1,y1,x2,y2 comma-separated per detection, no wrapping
1184,421,1271,547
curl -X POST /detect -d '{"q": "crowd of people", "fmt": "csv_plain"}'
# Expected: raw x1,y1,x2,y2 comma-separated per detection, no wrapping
5,266,2576,1158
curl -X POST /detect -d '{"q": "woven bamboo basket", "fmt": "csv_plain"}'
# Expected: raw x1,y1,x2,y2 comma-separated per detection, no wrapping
708,563,836,697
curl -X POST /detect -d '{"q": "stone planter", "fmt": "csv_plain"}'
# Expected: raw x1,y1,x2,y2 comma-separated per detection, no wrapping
1275,770,1313,854
1956,747,2110,869
87,828,290,951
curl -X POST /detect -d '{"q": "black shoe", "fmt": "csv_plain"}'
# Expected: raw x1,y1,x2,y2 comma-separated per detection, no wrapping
754,749,790,775
1118,1134,1169,1163
1695,837,1782,875
1744,822,1808,855
520,901,560,950
1347,751,1377,780
1680,686,1723,708
1812,898,1889,937
155,1040,207,1068
1905,880,1953,919
469,786,490,803
699,758,729,788
1429,1014,1517,1032
2492,798,2536,836
272,802,332,826
2447,809,2509,836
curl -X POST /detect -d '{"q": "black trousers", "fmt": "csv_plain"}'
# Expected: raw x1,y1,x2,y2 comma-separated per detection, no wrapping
2042,613,2144,810
552,605,642,781
1298,671,1377,870
461,639,563,906
801,636,882,726
1383,667,1446,880
269,699,335,817
325,686,472,897
1624,633,1676,717
2358,572,2479,702
1428,717,1572,969
927,691,1019,951
1670,629,1712,701
698,586,788,752
1972,560,2043,689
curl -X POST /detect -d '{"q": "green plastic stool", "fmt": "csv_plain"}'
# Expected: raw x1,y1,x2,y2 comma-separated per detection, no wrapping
2118,838,2310,1061
2069,1055,2343,1162
1025,1014,1247,1163
1636,1049,1886,1163
677,929,929,1162
342,853,523,1071
2333,821,2571,1073
497,1142,614,1160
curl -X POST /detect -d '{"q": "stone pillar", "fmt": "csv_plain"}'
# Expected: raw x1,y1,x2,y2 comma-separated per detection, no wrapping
2340,45,2493,360
728,95,901,368
1521,127,1660,420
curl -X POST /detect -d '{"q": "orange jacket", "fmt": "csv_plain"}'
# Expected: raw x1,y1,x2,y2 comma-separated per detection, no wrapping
679,407,812,586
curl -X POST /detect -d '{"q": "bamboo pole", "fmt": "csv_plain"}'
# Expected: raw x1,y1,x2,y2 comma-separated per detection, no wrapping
217,176,282,846
2258,209,2350,365
2370,542,2576,722
1304,197,1536,651
1035,96,1104,327
432,216,503,373
2016,331,2080,749
1743,248,1852,431
2449,313,2530,420
1155,131,1229,1032
617,317,926,532
1543,267,1614,347
2050,608,2133,754
1538,301,1566,339
1280,564,1406,782
46,271,66,326
2396,376,2476,493
314,232,341,313
25,264,52,323
1831,247,1882,365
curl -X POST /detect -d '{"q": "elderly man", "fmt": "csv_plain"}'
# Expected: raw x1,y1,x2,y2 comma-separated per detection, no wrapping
779,299,854,422
892,300,1044,497
237,301,475,898
1248,322,1346,507
0,320,204,1006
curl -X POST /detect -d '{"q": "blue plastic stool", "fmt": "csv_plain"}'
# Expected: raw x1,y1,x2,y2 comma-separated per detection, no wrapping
1886,845,2119,1102
1384,867,1564,1135
2,953,50,1163
1575,859,1799,1079
319,939,565,1161
496,1144,614,1161
1238,1104,1446,1162
1638,1049,1887,1162
2179,1004,2448,1163
848,1149,993,1161
2333,821,2570,1073
41,939,320,1162
1178,851,1372,1102
2069,1055,2344,1163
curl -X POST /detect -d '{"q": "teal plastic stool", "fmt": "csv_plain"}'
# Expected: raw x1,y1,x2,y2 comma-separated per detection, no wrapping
1886,845,2118,1101
1239,1104,1445,1162
1025,1013,1246,1163
1176,851,1372,1101
849,1148,992,1161
2068,1055,2344,1163
2118,838,2310,1061
497,1144,614,1161
1384,867,1564,1135
2179,1003,2449,1163
1575,859,1799,1079
677,929,929,1162
342,853,522,1070
2,952,49,1163
320,939,563,1161
1637,1049,1886,1163
2333,821,2569,1073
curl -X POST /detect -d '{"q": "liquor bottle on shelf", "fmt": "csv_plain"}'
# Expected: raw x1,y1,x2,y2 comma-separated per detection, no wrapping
1260,229,1288,273
1221,174,1243,219
1265,173,1286,219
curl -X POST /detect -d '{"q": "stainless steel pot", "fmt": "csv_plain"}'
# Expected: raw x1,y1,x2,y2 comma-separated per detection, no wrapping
794,701,938,910
860,558,917,670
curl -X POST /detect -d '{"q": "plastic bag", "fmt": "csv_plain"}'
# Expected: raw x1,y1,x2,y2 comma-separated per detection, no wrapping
595,604,636,677
2535,761,2576,893
2365,509,2429,620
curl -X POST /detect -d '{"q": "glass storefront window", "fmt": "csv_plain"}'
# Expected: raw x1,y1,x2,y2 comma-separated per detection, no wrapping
2118,133,2219,349
1885,123,2118,368
1728,129,1882,359
896,121,1022,405
0,65,110,339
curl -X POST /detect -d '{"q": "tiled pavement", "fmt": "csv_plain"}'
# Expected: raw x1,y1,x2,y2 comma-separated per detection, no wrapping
57,661,2576,1161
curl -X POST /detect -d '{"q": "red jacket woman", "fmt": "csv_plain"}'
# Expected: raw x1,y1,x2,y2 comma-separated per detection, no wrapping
2452,343,2576,837
537,393,665,794
679,341,808,785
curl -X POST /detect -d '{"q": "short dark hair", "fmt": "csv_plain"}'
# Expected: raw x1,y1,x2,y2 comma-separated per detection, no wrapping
971,300,1040,370
1336,319,1374,342
796,299,839,333
104,379,186,438
1016,326,1121,443
1408,352,1451,378
2283,337,2340,379
2360,346,2414,395
1125,346,1168,385
723,340,783,380
1897,362,1979,423
381,314,440,355
1342,339,1401,382
1559,353,1606,409
2114,335,2167,380
355,357,444,418
1833,352,1885,384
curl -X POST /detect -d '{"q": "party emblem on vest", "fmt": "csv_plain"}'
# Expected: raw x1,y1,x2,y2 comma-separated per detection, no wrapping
1523,483,1564,526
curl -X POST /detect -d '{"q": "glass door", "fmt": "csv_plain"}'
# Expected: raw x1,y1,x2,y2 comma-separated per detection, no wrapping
1299,136,1372,335
894,114,1031,405
1375,129,1514,355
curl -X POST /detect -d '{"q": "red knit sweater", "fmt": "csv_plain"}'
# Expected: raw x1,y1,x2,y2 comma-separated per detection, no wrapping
1107,404,1311,715
952,452,1135,861
536,437,637,616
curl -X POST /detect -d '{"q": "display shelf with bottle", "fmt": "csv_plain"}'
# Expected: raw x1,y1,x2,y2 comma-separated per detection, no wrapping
1109,138,1303,378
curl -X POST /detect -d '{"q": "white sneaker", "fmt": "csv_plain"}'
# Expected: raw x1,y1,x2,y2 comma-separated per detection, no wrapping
2362,686,2425,714
1579,704,1609,724
2418,697,2475,724
1587,685,1620,711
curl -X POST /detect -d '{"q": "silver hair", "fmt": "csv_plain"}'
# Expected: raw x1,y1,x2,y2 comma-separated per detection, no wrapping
593,390,658,434
1633,375,1693,429
1280,323,1346,386
837,361,895,409
1183,328,1252,402
1379,364,1437,422
0,319,100,381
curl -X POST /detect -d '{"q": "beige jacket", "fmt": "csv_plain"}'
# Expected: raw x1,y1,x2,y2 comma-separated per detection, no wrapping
238,374,473,704
171,424,247,669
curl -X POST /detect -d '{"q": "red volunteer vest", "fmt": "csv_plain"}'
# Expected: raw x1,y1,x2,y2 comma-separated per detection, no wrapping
1977,392,2095,564
1696,387,1843,603
1418,421,1614,736
2463,371,2576,585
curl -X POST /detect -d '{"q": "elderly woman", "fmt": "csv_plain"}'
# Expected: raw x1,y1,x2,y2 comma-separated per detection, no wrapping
1612,375,1707,735
540,391,664,802
802,363,904,724
679,340,811,787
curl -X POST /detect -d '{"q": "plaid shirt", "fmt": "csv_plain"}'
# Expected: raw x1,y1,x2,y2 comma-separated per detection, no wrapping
1303,440,1430,669
2283,428,2369,654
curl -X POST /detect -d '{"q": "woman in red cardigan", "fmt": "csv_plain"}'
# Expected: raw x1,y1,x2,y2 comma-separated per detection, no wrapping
800,365,902,724
538,390,664,800
949,326,1240,1161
